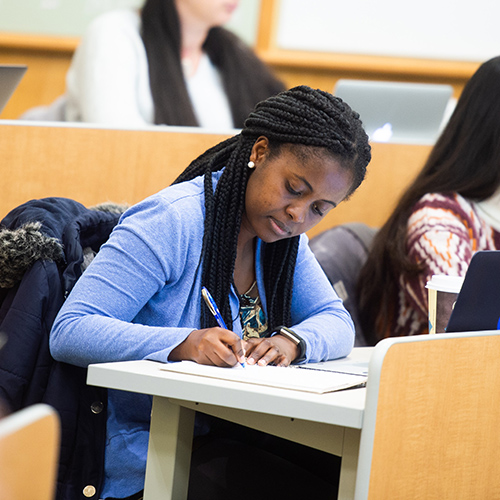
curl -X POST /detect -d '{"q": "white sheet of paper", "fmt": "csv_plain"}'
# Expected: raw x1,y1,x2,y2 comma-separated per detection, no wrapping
160,361,366,394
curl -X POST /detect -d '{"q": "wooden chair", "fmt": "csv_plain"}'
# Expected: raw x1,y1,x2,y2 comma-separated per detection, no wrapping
0,403,60,500
355,331,500,499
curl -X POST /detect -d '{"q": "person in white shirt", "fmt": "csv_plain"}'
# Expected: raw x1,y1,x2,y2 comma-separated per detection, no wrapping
65,0,285,128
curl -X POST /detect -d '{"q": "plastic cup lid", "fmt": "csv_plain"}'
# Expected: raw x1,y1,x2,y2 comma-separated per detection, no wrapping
425,274,464,293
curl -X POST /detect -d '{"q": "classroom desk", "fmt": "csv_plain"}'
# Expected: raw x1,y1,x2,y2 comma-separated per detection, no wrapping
87,348,372,500
87,347,372,500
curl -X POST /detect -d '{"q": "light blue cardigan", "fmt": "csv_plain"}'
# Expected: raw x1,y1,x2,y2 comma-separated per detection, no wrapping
50,171,354,498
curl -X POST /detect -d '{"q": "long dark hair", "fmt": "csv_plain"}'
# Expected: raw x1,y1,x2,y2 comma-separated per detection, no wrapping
357,55,500,343
140,0,285,127
173,86,371,330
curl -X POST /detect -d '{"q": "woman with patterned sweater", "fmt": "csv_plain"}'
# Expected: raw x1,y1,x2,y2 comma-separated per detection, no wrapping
357,55,500,343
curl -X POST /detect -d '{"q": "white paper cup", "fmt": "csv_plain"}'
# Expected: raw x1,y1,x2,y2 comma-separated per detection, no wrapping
426,275,464,334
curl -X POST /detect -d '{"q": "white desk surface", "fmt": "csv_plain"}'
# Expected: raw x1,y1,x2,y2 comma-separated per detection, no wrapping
88,347,373,500
87,347,372,429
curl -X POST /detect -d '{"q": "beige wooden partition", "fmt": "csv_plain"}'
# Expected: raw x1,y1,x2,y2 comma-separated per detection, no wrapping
0,122,432,236
0,404,60,500
0,123,231,218
358,333,500,499
0,33,76,120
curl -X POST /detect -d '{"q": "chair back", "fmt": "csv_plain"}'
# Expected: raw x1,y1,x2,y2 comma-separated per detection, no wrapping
309,222,377,345
0,403,60,500
355,331,500,499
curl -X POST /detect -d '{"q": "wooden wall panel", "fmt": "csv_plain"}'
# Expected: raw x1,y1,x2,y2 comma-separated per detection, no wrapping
0,123,432,237
0,34,75,119
0,123,230,218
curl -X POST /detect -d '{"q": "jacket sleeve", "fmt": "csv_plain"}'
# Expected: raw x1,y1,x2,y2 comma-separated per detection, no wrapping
288,234,355,363
0,260,63,411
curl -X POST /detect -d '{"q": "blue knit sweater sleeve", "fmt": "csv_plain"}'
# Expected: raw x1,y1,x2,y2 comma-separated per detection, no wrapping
50,182,208,368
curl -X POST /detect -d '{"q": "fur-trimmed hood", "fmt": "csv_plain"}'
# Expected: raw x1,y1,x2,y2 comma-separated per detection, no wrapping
0,198,127,291
0,221,63,288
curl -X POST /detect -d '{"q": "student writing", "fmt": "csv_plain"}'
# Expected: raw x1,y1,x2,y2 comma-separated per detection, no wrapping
50,86,371,499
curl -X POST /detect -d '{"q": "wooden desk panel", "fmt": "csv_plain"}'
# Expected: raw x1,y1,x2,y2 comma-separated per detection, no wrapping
0,33,75,119
0,123,230,219
0,122,432,237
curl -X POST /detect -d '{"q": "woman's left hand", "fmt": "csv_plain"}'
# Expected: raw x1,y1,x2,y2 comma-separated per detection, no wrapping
244,335,299,367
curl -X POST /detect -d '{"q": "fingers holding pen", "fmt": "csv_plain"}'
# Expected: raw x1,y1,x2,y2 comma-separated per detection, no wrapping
169,327,245,367
226,335,247,366
198,286,245,365
204,327,246,367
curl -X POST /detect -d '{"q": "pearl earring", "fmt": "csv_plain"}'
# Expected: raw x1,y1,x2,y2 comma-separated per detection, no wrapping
247,161,255,169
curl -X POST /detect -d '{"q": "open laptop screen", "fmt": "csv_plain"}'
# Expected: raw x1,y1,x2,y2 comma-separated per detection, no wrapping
334,79,453,145
0,65,27,115
446,251,500,333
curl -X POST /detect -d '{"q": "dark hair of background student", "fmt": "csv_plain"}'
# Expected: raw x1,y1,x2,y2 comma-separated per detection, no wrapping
357,55,500,344
141,0,286,127
173,85,371,331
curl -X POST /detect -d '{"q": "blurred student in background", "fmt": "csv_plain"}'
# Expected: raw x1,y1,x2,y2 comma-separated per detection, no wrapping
357,56,500,344
65,0,285,128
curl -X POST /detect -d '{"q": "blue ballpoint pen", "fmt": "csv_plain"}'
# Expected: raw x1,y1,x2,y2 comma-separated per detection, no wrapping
201,286,246,367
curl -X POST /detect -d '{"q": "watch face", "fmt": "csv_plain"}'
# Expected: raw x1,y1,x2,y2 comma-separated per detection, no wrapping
279,327,300,344
275,328,306,362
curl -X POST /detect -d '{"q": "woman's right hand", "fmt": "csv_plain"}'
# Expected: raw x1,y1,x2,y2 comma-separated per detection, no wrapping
168,327,246,367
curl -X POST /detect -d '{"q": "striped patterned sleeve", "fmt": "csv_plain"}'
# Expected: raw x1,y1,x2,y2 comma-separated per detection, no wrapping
403,193,481,317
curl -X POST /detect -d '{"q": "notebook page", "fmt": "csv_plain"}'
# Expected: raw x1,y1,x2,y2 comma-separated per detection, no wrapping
160,361,366,394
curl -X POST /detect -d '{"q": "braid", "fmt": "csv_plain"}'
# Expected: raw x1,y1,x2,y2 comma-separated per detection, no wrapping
174,135,255,328
172,86,370,330
262,238,298,329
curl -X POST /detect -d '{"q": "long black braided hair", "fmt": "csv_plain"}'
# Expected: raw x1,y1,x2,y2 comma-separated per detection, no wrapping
173,86,371,331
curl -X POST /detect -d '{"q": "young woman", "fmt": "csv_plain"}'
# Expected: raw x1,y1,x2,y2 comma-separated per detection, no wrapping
357,56,500,344
65,0,285,127
51,86,371,499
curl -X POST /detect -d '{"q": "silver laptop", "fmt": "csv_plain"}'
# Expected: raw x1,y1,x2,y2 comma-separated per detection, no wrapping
0,64,27,115
334,79,453,144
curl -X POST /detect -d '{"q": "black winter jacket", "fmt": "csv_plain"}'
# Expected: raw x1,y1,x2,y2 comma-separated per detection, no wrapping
0,197,124,500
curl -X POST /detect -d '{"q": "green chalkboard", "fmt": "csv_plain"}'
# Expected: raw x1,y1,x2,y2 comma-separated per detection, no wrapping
0,0,259,46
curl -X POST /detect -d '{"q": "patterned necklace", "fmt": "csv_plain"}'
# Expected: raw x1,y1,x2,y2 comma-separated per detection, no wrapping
239,281,268,340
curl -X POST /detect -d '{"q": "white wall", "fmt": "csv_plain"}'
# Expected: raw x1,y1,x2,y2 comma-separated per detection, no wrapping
277,0,499,62
0,0,260,47
2,0,495,63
